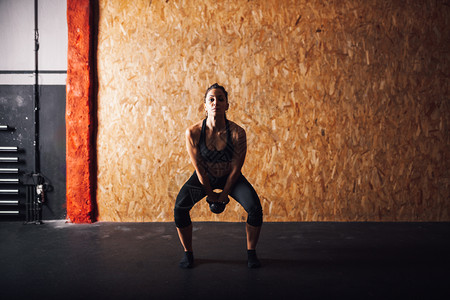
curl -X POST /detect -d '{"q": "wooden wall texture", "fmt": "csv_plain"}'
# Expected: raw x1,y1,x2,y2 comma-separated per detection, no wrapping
96,0,449,222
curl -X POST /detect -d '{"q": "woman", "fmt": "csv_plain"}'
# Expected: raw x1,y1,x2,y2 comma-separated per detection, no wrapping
174,83,263,269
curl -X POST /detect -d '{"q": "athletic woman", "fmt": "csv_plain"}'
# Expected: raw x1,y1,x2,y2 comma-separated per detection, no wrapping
174,83,263,269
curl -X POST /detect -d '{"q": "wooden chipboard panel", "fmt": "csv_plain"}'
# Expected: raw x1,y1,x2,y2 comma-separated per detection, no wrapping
96,0,449,222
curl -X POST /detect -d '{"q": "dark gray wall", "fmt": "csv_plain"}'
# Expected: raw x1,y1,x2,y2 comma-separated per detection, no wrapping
39,85,66,219
0,85,66,220
0,86,34,219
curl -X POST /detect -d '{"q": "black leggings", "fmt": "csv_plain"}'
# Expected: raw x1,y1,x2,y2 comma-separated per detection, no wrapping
174,171,263,228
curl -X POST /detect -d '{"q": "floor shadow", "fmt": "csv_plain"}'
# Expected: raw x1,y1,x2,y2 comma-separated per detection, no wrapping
260,258,304,268
193,257,306,269
194,258,245,266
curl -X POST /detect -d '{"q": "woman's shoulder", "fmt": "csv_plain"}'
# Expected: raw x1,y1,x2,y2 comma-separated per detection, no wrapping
228,120,245,131
185,120,203,143
227,120,246,140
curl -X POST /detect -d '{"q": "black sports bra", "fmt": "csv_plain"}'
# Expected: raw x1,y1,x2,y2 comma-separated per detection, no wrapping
199,119,234,163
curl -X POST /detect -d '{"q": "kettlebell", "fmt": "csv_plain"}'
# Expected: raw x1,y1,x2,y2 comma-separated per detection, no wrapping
206,196,229,214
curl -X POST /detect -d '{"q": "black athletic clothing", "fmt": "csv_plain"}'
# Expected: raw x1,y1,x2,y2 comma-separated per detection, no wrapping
199,118,234,163
174,171,263,228
174,119,262,228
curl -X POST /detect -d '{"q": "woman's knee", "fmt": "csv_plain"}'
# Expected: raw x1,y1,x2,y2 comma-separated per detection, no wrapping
174,188,195,228
174,206,192,228
246,203,263,227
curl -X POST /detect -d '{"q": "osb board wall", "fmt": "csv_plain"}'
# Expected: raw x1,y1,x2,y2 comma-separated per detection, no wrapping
96,0,449,222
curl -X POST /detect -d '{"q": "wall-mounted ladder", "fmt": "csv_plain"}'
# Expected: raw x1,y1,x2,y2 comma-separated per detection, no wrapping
0,127,21,216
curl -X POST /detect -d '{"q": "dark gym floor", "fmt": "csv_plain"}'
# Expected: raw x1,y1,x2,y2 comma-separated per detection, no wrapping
1,221,449,300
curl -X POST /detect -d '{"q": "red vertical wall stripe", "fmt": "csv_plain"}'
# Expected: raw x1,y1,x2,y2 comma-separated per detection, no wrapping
66,0,96,223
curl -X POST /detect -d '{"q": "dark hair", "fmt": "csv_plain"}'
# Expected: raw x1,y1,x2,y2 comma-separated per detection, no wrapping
204,83,228,102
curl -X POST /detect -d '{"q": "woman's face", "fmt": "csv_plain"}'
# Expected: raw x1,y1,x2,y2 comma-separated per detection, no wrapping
204,88,228,117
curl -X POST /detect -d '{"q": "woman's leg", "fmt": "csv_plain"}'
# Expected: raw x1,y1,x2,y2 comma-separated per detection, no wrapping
174,171,206,230
246,223,261,250
177,224,194,269
229,174,263,240
229,174,263,268
174,172,205,268
177,224,193,252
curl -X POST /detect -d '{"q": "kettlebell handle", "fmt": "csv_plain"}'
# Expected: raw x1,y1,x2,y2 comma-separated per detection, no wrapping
206,196,230,205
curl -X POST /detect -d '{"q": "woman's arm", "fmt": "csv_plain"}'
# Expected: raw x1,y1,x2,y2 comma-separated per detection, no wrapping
217,124,247,203
185,126,217,200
